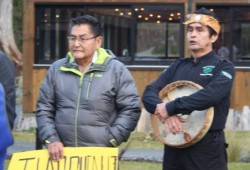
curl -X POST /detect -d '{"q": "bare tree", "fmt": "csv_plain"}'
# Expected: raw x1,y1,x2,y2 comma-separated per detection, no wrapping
0,0,22,73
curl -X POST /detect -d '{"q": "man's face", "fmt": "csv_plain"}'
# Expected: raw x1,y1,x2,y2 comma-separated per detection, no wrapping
68,24,102,60
187,22,217,54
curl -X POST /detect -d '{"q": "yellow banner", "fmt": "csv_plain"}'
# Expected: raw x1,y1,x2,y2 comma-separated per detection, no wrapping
8,147,119,170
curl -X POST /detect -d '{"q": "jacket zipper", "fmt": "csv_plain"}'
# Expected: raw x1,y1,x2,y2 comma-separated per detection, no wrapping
86,73,94,100
73,69,104,146
61,65,106,146
75,75,83,147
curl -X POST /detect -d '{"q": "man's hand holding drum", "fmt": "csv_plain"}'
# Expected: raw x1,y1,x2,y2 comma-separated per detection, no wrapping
155,103,186,135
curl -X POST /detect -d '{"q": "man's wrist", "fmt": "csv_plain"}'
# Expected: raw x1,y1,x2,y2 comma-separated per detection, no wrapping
166,101,176,116
44,135,59,147
109,134,118,147
109,138,118,147
44,140,51,148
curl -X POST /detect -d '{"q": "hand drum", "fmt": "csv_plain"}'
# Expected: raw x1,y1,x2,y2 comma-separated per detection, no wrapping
151,81,214,148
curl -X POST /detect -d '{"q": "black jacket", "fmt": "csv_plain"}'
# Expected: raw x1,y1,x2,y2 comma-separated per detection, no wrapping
142,50,235,130
0,51,16,129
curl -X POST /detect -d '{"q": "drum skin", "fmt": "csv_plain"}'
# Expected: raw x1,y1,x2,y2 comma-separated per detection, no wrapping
151,81,214,148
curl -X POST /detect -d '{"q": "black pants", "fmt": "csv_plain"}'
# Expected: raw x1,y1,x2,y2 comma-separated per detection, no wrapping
162,131,228,170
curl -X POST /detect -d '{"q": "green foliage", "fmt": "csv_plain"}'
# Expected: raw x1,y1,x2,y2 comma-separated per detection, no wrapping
13,0,23,51
226,130,250,162
12,131,35,142
228,162,250,170
119,161,250,170
4,160,9,170
120,161,161,170
5,160,250,170
120,132,163,150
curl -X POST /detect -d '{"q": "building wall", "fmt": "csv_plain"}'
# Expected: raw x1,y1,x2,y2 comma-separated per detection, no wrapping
30,68,250,112
23,0,250,113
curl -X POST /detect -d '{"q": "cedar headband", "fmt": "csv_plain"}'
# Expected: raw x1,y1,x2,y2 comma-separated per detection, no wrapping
183,14,221,34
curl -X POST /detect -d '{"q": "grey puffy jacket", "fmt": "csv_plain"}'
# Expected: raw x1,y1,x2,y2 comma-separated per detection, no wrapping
36,48,141,147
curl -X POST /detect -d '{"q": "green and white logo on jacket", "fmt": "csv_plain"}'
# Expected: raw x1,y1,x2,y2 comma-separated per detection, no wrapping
221,70,232,79
200,65,215,76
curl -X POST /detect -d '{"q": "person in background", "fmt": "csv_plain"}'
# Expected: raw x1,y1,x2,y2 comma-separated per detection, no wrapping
36,15,141,161
142,8,235,170
0,83,14,170
217,46,230,60
0,50,16,130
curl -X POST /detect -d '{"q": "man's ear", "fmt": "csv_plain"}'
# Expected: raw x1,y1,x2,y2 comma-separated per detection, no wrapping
96,36,103,49
211,34,219,43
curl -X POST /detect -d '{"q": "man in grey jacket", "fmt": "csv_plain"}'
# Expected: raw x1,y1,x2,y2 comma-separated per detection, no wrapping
36,15,141,161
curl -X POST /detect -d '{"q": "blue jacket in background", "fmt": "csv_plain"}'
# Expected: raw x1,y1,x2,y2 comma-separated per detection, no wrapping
0,83,14,170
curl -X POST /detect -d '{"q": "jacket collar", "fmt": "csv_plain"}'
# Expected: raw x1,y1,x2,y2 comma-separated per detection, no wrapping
191,50,217,65
61,48,112,73
66,48,111,65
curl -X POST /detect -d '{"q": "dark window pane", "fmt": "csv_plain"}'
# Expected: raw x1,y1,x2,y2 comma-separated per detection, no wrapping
134,6,182,59
86,7,132,58
240,23,250,59
35,4,184,65
236,10,250,60
35,6,70,64
136,22,167,57
198,5,250,65
168,23,180,58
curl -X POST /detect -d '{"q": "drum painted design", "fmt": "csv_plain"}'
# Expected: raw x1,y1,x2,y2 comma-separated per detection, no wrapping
151,81,214,148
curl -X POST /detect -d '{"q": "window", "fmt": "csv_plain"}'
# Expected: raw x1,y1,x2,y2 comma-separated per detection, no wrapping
35,4,184,65
134,5,182,62
89,7,132,61
197,5,250,66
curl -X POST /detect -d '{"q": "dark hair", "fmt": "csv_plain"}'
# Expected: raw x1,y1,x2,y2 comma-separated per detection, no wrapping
68,15,102,36
195,7,219,37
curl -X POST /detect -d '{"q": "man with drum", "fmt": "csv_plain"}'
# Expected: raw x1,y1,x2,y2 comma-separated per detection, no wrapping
142,7,235,170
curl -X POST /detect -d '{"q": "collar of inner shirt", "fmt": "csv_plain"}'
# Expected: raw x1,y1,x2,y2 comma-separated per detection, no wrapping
72,51,98,73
